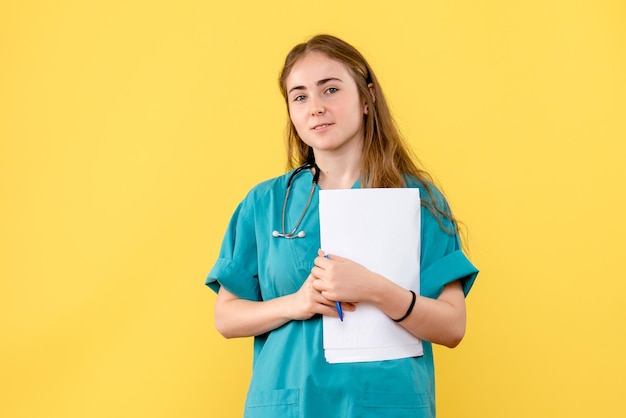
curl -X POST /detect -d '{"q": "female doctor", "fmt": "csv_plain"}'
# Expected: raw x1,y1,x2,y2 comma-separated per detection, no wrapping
206,34,478,418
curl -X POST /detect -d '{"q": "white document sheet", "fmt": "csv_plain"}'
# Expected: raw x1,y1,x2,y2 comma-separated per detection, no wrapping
319,188,422,363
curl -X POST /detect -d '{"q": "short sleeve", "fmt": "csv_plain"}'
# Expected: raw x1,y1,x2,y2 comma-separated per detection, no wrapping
419,191,478,299
205,198,261,301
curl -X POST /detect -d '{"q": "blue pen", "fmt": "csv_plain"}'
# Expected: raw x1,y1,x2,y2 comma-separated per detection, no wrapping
335,301,344,322
324,253,344,321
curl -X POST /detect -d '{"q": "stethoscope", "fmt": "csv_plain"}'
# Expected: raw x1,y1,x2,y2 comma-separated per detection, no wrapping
272,162,320,239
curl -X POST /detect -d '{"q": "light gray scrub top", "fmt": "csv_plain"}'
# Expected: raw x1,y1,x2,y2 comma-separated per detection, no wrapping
207,168,478,418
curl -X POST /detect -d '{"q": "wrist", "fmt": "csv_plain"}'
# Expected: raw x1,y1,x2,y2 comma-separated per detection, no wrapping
391,290,416,322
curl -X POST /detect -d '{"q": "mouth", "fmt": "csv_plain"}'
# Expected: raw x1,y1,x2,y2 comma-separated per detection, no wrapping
311,123,334,130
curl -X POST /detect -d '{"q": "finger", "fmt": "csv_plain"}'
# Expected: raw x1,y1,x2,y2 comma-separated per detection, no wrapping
309,286,337,305
320,289,340,302
313,255,329,269
340,302,357,312
311,281,328,298
316,302,340,317
327,253,347,262
306,294,337,314
316,249,337,267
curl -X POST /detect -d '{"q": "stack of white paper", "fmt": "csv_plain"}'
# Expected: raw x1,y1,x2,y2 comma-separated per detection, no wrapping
319,188,422,363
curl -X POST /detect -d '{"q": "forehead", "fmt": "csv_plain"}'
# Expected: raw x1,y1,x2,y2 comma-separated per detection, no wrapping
285,51,355,88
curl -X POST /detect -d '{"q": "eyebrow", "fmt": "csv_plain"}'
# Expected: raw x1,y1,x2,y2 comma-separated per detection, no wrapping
288,77,343,95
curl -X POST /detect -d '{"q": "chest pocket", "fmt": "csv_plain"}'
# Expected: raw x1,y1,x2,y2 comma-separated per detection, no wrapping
244,389,299,418
261,236,318,299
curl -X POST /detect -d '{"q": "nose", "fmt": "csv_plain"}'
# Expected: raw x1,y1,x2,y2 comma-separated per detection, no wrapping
309,97,325,116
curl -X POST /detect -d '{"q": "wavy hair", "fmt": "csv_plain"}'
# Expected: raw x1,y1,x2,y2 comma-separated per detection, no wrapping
278,34,460,235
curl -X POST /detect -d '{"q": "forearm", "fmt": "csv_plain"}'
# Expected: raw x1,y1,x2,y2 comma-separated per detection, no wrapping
214,278,342,338
368,276,467,348
214,288,294,339
311,253,467,347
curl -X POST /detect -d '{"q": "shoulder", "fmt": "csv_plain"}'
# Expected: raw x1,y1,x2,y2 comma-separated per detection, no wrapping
223,172,291,230
241,171,292,203
404,174,456,233
403,175,449,210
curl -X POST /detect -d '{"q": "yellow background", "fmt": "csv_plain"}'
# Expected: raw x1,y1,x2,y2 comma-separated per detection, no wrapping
2,1,625,417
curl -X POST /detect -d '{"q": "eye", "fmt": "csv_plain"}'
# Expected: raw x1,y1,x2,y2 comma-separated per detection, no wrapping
293,94,306,102
325,87,338,94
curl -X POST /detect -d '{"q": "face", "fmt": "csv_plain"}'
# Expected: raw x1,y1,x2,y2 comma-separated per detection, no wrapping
285,51,367,158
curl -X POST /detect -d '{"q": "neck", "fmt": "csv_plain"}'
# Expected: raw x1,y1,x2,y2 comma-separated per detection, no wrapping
315,154,362,190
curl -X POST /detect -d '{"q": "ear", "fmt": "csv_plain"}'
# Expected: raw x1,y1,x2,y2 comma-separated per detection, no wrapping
364,83,376,115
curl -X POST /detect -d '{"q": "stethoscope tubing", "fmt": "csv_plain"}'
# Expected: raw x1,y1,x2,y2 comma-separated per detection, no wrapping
272,162,320,239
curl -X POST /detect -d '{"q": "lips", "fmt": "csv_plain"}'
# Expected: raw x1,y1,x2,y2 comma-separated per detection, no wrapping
311,123,334,130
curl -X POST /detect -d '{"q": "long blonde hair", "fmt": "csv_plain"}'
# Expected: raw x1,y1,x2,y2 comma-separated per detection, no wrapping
278,34,460,234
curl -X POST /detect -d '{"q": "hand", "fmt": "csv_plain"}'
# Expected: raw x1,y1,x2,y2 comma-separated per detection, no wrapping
310,249,377,304
287,274,344,320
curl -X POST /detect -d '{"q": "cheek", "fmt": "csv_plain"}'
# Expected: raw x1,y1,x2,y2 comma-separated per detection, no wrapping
344,100,366,125
289,108,307,132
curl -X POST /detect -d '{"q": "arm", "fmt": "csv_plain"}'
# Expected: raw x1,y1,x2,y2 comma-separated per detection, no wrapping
214,275,351,339
311,251,466,348
370,278,466,348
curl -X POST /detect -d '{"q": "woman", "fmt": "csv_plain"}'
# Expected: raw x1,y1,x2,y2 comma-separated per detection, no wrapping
206,34,478,417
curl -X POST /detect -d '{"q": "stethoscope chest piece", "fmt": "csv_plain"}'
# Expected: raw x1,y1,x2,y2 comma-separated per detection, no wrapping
272,230,306,238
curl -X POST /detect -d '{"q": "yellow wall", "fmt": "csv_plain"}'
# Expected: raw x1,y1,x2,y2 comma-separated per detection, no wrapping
2,1,625,417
